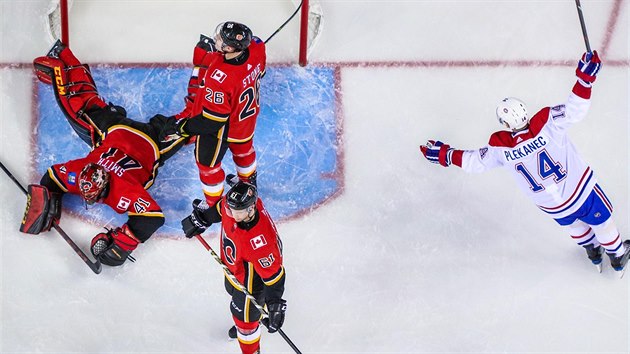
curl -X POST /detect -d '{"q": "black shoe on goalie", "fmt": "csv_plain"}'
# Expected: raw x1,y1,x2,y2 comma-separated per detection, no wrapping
584,244,603,273
607,240,630,278
228,325,237,341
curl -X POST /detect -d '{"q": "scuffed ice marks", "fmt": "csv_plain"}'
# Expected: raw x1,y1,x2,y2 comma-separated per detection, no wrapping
34,65,341,236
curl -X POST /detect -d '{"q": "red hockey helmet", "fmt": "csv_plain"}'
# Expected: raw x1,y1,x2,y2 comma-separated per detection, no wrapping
78,163,110,205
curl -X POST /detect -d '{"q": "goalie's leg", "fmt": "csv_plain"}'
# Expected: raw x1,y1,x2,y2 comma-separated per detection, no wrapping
33,40,107,146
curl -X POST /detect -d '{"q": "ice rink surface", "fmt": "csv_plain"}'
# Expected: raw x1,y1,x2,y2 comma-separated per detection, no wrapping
1,1,629,353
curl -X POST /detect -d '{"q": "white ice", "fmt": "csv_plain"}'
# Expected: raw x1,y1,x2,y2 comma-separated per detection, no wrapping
1,1,628,353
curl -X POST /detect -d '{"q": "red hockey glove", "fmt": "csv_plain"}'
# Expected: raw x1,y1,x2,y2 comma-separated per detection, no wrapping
575,51,601,86
90,224,140,266
420,140,454,167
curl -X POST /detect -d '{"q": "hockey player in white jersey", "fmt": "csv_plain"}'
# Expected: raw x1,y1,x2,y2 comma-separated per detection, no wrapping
420,51,630,276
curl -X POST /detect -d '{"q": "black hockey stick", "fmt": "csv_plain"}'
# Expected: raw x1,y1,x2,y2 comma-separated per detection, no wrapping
265,0,303,44
195,234,303,354
574,0,592,52
0,160,102,274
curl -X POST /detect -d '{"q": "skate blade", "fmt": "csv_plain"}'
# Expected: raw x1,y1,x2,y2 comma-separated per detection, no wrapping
619,268,626,279
595,263,602,273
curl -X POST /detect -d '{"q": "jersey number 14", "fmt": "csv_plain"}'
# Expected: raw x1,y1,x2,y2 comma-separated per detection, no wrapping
515,149,567,192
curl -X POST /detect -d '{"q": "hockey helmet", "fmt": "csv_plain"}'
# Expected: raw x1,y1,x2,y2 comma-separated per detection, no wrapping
78,163,110,205
226,181,257,211
496,97,529,132
215,21,252,52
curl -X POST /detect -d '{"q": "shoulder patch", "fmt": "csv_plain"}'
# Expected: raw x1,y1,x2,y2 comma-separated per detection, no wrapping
479,147,488,159
67,171,76,185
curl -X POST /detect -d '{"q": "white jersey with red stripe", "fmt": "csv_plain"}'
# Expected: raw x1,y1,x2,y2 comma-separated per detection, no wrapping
459,82,596,219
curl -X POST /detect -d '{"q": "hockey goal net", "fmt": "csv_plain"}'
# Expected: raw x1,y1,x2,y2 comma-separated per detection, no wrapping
46,0,322,66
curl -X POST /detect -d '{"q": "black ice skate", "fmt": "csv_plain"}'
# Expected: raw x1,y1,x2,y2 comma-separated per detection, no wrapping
584,244,603,273
607,240,630,278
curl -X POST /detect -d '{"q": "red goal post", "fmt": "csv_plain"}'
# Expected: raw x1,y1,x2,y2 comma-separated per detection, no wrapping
47,0,322,66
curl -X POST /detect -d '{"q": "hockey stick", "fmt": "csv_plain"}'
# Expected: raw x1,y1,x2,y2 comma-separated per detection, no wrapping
0,160,102,274
194,234,303,354
265,0,303,44
574,0,592,52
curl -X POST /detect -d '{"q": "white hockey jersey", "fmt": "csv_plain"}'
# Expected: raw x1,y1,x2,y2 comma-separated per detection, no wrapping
458,83,596,220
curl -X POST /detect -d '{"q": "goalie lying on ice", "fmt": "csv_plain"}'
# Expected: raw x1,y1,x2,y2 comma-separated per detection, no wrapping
21,40,189,267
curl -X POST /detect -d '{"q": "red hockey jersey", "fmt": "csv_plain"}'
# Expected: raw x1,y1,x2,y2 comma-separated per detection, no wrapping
44,125,164,240
220,198,285,293
190,39,267,143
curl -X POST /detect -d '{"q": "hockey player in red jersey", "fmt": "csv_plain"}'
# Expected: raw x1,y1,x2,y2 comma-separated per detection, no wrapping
420,51,630,276
165,21,266,208
21,41,188,267
181,177,286,354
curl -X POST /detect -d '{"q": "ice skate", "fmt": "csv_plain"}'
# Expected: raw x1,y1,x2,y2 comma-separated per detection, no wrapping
607,240,630,278
584,244,603,273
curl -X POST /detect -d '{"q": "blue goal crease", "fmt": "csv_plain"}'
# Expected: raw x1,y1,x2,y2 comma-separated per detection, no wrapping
34,65,340,237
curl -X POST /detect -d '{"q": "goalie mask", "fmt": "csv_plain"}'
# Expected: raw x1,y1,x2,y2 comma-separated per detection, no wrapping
214,21,252,52
79,163,110,205
496,97,529,132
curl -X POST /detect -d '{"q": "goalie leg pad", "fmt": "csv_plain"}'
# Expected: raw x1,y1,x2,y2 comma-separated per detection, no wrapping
34,43,107,146
20,185,60,234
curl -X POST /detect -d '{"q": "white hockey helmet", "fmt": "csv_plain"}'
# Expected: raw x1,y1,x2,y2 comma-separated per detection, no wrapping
496,97,529,132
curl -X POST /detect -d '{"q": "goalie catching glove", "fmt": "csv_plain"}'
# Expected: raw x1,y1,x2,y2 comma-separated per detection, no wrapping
90,224,140,266
20,184,62,234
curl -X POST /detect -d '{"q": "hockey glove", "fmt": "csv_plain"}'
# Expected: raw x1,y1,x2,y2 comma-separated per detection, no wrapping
576,51,601,86
90,224,140,267
161,118,190,143
197,34,216,53
263,299,287,333
181,199,212,238
420,140,454,167
20,184,62,234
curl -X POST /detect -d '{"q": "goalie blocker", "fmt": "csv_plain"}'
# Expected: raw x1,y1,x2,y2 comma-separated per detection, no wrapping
20,184,61,234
